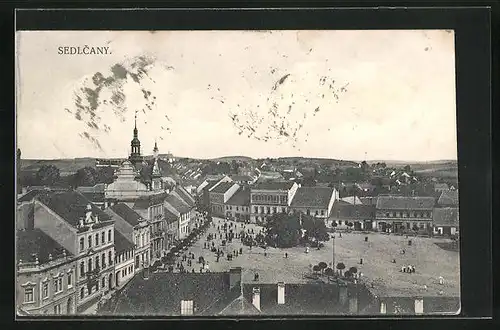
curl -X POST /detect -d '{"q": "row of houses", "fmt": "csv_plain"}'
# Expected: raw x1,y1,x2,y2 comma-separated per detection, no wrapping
197,175,459,236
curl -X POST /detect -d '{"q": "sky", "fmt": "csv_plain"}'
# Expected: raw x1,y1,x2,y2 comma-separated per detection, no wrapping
16,30,457,161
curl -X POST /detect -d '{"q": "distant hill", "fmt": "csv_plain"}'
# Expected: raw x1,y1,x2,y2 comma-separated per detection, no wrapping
20,158,97,175
210,156,254,162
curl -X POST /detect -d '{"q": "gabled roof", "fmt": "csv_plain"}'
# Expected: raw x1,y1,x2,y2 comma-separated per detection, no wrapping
219,295,261,315
437,190,459,206
36,190,112,228
230,175,254,182
173,186,196,207
290,187,334,209
165,194,191,214
110,203,144,226
17,228,72,264
101,272,240,316
376,196,435,210
252,181,295,191
211,182,237,194
329,200,376,219
133,192,169,209
18,190,43,203
114,229,135,254
226,187,251,206
341,196,363,205
164,208,179,224
433,207,459,226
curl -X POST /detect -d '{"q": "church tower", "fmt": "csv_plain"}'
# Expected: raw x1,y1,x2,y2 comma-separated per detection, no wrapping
129,111,143,165
151,141,162,191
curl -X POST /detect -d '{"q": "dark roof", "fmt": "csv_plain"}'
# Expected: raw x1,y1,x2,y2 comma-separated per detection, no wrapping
376,196,435,210
165,194,191,214
174,186,195,207
76,184,106,193
252,181,295,191
133,192,169,209
230,175,254,182
114,229,135,254
434,183,449,190
226,187,251,206
36,191,112,228
211,182,237,194
164,208,179,224
17,228,72,264
18,190,42,203
102,272,240,316
219,295,261,315
204,180,221,192
433,208,459,226
380,296,460,314
290,187,334,209
241,283,357,315
330,200,376,219
437,190,459,206
110,203,143,226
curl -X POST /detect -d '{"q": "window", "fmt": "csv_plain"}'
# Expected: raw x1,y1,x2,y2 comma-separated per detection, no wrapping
95,256,100,270
67,272,72,288
80,262,85,278
95,234,99,246
236,206,239,211
181,300,194,315
108,230,112,242
96,280,99,291
321,210,325,216
42,282,49,299
122,269,125,277
54,278,63,294
53,304,61,314
254,206,258,213
282,207,286,213
80,287,85,299
101,232,105,244
315,210,319,216
306,209,310,216
101,277,106,289
108,251,113,265
24,287,34,303
102,253,106,268
79,238,85,252
88,258,92,272
88,236,92,248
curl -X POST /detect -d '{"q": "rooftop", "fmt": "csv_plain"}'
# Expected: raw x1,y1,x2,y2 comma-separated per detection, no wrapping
226,187,251,206
164,208,179,224
437,190,459,206
433,207,459,227
17,228,72,264
376,196,436,210
211,182,237,194
165,194,192,214
110,203,144,227
330,200,376,219
114,229,135,254
290,187,334,209
252,181,295,191
36,190,112,228
230,175,254,182
100,271,241,316
173,186,196,207
133,192,169,209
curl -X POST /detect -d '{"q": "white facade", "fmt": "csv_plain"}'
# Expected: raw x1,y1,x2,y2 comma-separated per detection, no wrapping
114,249,134,288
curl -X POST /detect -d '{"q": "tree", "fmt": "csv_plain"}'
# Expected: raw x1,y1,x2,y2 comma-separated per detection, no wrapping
346,222,354,229
312,265,320,274
403,165,411,173
360,161,369,173
336,262,346,276
349,266,358,275
302,176,317,187
324,267,335,277
36,165,61,186
318,262,328,273
97,166,116,184
302,215,329,241
74,166,99,187
344,270,352,278
264,213,302,248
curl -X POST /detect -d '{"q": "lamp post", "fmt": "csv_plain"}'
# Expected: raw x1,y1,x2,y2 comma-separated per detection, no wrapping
332,234,336,272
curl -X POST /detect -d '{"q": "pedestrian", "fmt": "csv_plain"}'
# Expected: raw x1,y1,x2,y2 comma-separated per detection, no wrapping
285,252,288,258
240,247,243,254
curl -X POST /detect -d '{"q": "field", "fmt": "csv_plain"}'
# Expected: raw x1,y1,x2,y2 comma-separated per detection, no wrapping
174,217,460,298
20,158,96,175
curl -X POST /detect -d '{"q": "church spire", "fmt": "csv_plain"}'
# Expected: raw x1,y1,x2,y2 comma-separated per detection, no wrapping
129,110,143,165
153,140,159,159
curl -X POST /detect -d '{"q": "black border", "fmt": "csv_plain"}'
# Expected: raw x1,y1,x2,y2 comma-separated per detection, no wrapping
2,3,495,330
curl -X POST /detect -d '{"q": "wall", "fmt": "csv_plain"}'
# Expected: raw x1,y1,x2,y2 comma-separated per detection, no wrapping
114,249,135,288
223,184,240,203
17,258,77,315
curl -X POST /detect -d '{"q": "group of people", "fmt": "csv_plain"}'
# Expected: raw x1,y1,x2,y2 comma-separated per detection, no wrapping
400,265,416,273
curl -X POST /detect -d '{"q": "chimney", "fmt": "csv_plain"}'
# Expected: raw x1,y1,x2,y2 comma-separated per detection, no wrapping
252,287,261,311
228,267,242,290
277,282,285,305
380,301,387,314
414,298,424,315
